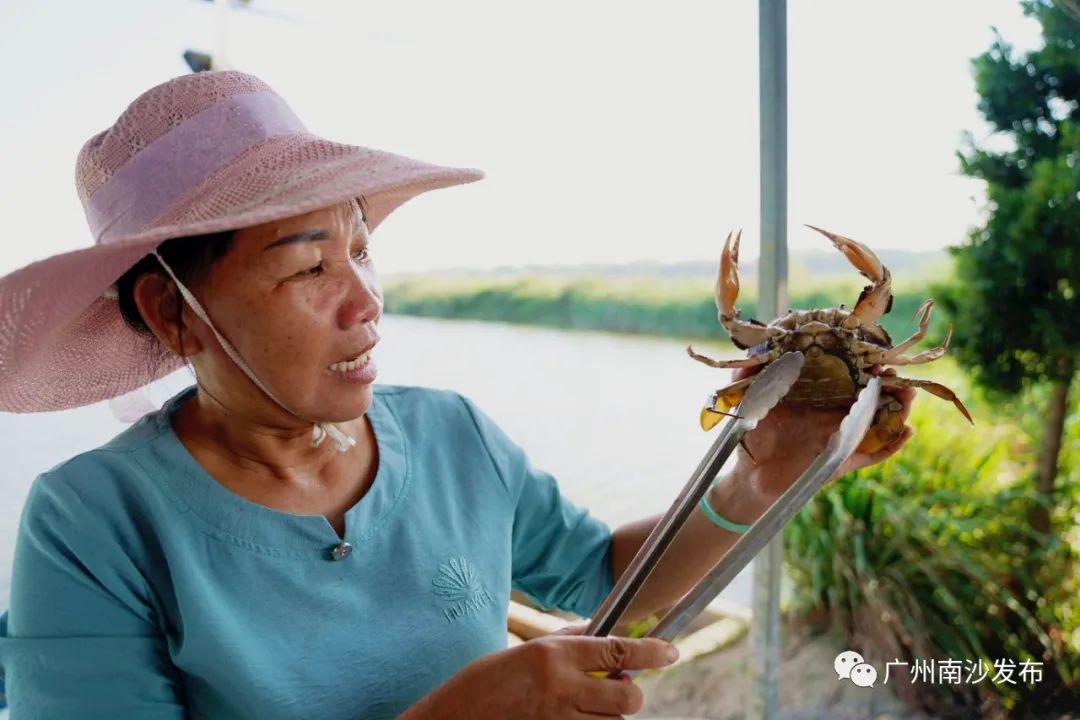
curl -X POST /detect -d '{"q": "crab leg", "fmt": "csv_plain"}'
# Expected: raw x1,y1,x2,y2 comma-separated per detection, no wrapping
881,325,953,366
715,230,785,350
855,347,945,368
881,298,935,359
805,225,893,330
686,344,776,369
879,374,974,424
853,342,889,367
854,298,952,367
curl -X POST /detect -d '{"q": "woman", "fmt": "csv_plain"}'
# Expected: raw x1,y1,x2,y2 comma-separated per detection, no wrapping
0,70,913,719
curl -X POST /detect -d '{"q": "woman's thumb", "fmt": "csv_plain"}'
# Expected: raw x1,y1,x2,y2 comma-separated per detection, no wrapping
573,636,678,672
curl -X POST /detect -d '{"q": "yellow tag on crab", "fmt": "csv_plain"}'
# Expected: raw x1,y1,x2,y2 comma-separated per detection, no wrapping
586,669,633,681
699,408,724,431
699,385,747,431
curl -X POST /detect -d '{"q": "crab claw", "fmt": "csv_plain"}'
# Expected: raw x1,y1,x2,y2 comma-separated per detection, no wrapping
858,395,907,454
805,225,893,329
717,230,741,320
715,230,782,350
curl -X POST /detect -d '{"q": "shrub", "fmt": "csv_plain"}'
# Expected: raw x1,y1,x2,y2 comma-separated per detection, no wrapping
784,369,1078,718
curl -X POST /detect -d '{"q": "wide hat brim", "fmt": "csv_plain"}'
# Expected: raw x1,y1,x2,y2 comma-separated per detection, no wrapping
0,131,483,412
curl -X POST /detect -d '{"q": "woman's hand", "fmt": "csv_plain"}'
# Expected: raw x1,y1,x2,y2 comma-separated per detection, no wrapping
720,365,916,514
399,630,677,719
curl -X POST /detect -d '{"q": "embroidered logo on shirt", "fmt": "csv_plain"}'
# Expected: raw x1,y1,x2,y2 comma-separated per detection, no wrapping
432,556,493,624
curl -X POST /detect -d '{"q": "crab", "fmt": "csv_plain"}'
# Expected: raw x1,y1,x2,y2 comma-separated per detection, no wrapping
687,225,974,455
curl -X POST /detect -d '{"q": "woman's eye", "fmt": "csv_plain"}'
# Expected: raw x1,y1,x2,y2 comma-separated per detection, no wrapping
289,247,368,280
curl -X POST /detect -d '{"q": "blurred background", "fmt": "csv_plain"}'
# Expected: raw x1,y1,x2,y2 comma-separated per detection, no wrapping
0,1,1076,718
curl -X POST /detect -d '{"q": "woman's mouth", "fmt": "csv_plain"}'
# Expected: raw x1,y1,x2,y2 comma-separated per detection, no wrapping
327,349,377,382
327,350,371,373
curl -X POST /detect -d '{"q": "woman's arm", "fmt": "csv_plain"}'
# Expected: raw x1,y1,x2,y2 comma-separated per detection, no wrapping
607,464,765,626
0,473,187,720
609,372,916,625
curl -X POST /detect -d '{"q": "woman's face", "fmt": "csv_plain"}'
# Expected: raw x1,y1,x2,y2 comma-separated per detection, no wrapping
182,199,382,425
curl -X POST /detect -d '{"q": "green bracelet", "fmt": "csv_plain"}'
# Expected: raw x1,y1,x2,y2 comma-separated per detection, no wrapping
697,495,752,534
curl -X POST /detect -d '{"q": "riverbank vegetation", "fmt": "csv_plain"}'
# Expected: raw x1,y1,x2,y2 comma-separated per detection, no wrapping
382,273,952,346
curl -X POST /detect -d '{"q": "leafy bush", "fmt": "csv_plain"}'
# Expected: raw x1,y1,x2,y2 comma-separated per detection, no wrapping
784,366,1079,718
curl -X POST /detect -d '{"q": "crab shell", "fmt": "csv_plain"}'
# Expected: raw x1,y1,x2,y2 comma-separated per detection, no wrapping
750,308,890,408
736,309,909,454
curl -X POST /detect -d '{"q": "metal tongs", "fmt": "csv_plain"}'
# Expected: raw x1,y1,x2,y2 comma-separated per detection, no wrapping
585,350,882,680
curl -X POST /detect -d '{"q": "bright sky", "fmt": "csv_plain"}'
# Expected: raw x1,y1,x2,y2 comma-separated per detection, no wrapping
0,0,1043,275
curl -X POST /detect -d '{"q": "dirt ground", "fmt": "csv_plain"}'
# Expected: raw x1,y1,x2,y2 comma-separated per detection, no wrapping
635,628,926,720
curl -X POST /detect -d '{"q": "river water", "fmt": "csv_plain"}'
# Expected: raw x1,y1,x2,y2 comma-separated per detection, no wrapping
0,314,755,613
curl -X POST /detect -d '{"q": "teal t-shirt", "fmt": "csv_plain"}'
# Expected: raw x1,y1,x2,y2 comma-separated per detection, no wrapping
0,383,615,719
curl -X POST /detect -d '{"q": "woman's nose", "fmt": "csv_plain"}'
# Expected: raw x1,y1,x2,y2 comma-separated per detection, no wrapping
337,269,382,329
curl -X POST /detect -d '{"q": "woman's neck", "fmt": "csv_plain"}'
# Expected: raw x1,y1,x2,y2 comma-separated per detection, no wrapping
171,387,375,487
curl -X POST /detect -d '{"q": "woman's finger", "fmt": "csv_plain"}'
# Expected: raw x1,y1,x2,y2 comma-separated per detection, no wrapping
572,674,644,717
571,636,676,673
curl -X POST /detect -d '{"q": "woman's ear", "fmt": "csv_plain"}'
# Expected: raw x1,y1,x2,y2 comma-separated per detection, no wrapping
132,273,204,357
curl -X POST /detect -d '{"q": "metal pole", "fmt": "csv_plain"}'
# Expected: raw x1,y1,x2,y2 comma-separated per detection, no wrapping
213,0,234,70
750,0,787,718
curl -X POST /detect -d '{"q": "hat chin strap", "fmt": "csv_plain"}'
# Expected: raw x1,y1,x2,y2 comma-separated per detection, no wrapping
150,250,357,452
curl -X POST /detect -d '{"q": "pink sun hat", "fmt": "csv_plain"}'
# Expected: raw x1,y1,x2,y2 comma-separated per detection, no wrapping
0,70,484,413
